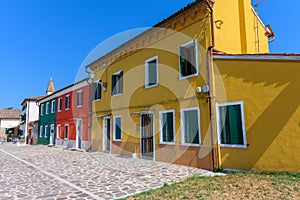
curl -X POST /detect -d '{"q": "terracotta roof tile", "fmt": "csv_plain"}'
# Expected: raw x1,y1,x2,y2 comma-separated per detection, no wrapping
0,108,21,119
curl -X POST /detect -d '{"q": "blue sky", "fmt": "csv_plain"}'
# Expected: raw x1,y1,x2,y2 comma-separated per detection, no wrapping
0,0,299,109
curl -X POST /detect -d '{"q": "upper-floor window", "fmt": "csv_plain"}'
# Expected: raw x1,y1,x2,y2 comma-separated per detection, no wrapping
145,56,158,88
46,102,50,114
112,71,123,96
179,39,198,78
65,95,70,110
93,81,101,101
216,101,247,148
76,90,83,107
58,98,62,112
41,104,44,116
51,100,56,113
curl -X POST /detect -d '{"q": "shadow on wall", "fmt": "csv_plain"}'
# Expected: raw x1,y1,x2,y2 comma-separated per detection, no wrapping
216,59,300,171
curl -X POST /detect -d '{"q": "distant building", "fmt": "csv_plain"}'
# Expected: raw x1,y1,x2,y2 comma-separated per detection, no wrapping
0,108,21,141
20,77,55,143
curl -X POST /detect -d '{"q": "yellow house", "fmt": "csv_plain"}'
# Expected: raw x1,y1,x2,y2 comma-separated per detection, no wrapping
86,0,299,172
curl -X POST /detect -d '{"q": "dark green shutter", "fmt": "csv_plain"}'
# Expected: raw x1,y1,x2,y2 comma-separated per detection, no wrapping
112,75,116,95
228,105,243,144
180,46,187,76
162,114,167,142
166,112,174,142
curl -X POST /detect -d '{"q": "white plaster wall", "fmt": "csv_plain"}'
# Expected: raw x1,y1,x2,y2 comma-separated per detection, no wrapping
28,101,39,122
0,119,20,129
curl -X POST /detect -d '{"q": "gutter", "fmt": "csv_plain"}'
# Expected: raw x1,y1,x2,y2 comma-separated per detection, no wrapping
205,0,220,171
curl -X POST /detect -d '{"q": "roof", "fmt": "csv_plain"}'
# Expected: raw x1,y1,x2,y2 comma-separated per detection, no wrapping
86,0,208,68
213,53,300,61
21,96,45,106
0,108,21,119
38,78,89,103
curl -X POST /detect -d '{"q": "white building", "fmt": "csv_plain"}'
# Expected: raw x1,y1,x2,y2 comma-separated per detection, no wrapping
0,108,21,140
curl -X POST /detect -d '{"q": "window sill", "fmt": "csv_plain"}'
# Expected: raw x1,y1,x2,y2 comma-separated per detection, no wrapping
113,139,122,142
65,108,70,111
76,105,82,108
220,144,247,149
159,142,176,145
93,99,101,102
112,93,122,97
181,143,201,147
179,73,198,80
145,84,158,89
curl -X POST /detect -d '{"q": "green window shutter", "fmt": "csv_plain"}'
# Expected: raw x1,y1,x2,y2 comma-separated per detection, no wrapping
120,71,123,93
112,75,116,95
166,112,174,142
180,46,187,76
148,60,157,86
115,118,122,140
228,105,243,145
162,114,167,142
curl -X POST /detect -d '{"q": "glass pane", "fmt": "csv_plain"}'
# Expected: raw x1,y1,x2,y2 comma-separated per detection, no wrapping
184,110,199,144
148,60,157,86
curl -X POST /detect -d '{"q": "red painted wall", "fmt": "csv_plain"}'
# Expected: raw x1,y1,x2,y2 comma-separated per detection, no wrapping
56,84,90,141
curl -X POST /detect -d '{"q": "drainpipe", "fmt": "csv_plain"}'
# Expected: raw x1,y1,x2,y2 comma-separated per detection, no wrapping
205,0,220,171
85,66,94,151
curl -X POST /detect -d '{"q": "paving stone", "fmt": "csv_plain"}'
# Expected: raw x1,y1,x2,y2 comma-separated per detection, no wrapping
0,143,222,199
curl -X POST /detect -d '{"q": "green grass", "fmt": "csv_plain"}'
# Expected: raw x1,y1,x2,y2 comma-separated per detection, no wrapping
124,172,300,200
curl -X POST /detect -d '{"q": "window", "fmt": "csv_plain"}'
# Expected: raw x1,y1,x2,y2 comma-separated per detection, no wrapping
181,107,201,145
44,125,48,138
51,100,55,113
76,90,83,107
216,101,247,148
57,125,61,139
145,56,158,88
160,110,175,144
58,98,62,112
112,71,123,96
39,126,43,137
64,124,69,139
46,102,49,114
114,116,122,141
41,104,44,116
179,39,198,78
93,81,101,101
65,95,70,110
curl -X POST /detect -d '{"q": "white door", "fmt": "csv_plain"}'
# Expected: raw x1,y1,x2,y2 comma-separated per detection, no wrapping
103,117,111,152
49,124,55,145
76,119,82,149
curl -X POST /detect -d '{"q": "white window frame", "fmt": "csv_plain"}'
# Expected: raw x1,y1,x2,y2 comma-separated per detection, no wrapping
57,124,61,139
39,126,43,137
51,100,55,113
58,98,62,112
178,39,198,79
145,56,159,89
44,125,48,138
65,95,70,110
113,116,122,141
64,124,69,140
159,110,176,144
46,102,49,114
216,101,247,148
76,90,83,107
181,107,201,146
112,71,123,96
41,104,44,116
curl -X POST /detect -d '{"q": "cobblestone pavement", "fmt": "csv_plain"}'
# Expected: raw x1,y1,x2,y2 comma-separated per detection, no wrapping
0,143,222,200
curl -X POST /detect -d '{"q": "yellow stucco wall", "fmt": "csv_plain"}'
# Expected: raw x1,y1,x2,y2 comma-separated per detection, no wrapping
214,0,269,54
214,58,300,172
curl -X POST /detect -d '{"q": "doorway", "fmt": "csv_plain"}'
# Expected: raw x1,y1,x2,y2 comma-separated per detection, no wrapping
140,113,154,160
76,119,83,149
49,124,55,145
103,117,111,152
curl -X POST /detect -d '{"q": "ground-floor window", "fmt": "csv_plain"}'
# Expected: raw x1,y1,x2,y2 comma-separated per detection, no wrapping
39,126,43,137
64,124,69,139
44,125,48,138
114,116,122,141
181,107,201,145
216,101,247,148
159,110,175,144
56,124,61,139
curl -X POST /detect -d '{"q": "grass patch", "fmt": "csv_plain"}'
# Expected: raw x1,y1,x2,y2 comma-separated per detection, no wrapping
124,172,300,200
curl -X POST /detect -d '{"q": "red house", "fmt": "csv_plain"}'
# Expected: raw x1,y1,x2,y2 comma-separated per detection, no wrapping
55,79,91,150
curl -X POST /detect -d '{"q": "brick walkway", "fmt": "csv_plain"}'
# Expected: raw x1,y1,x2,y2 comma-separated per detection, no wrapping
0,143,222,200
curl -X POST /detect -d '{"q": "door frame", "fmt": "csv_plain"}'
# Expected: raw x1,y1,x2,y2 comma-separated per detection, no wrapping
49,124,55,145
76,118,83,149
103,117,112,153
140,112,155,161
